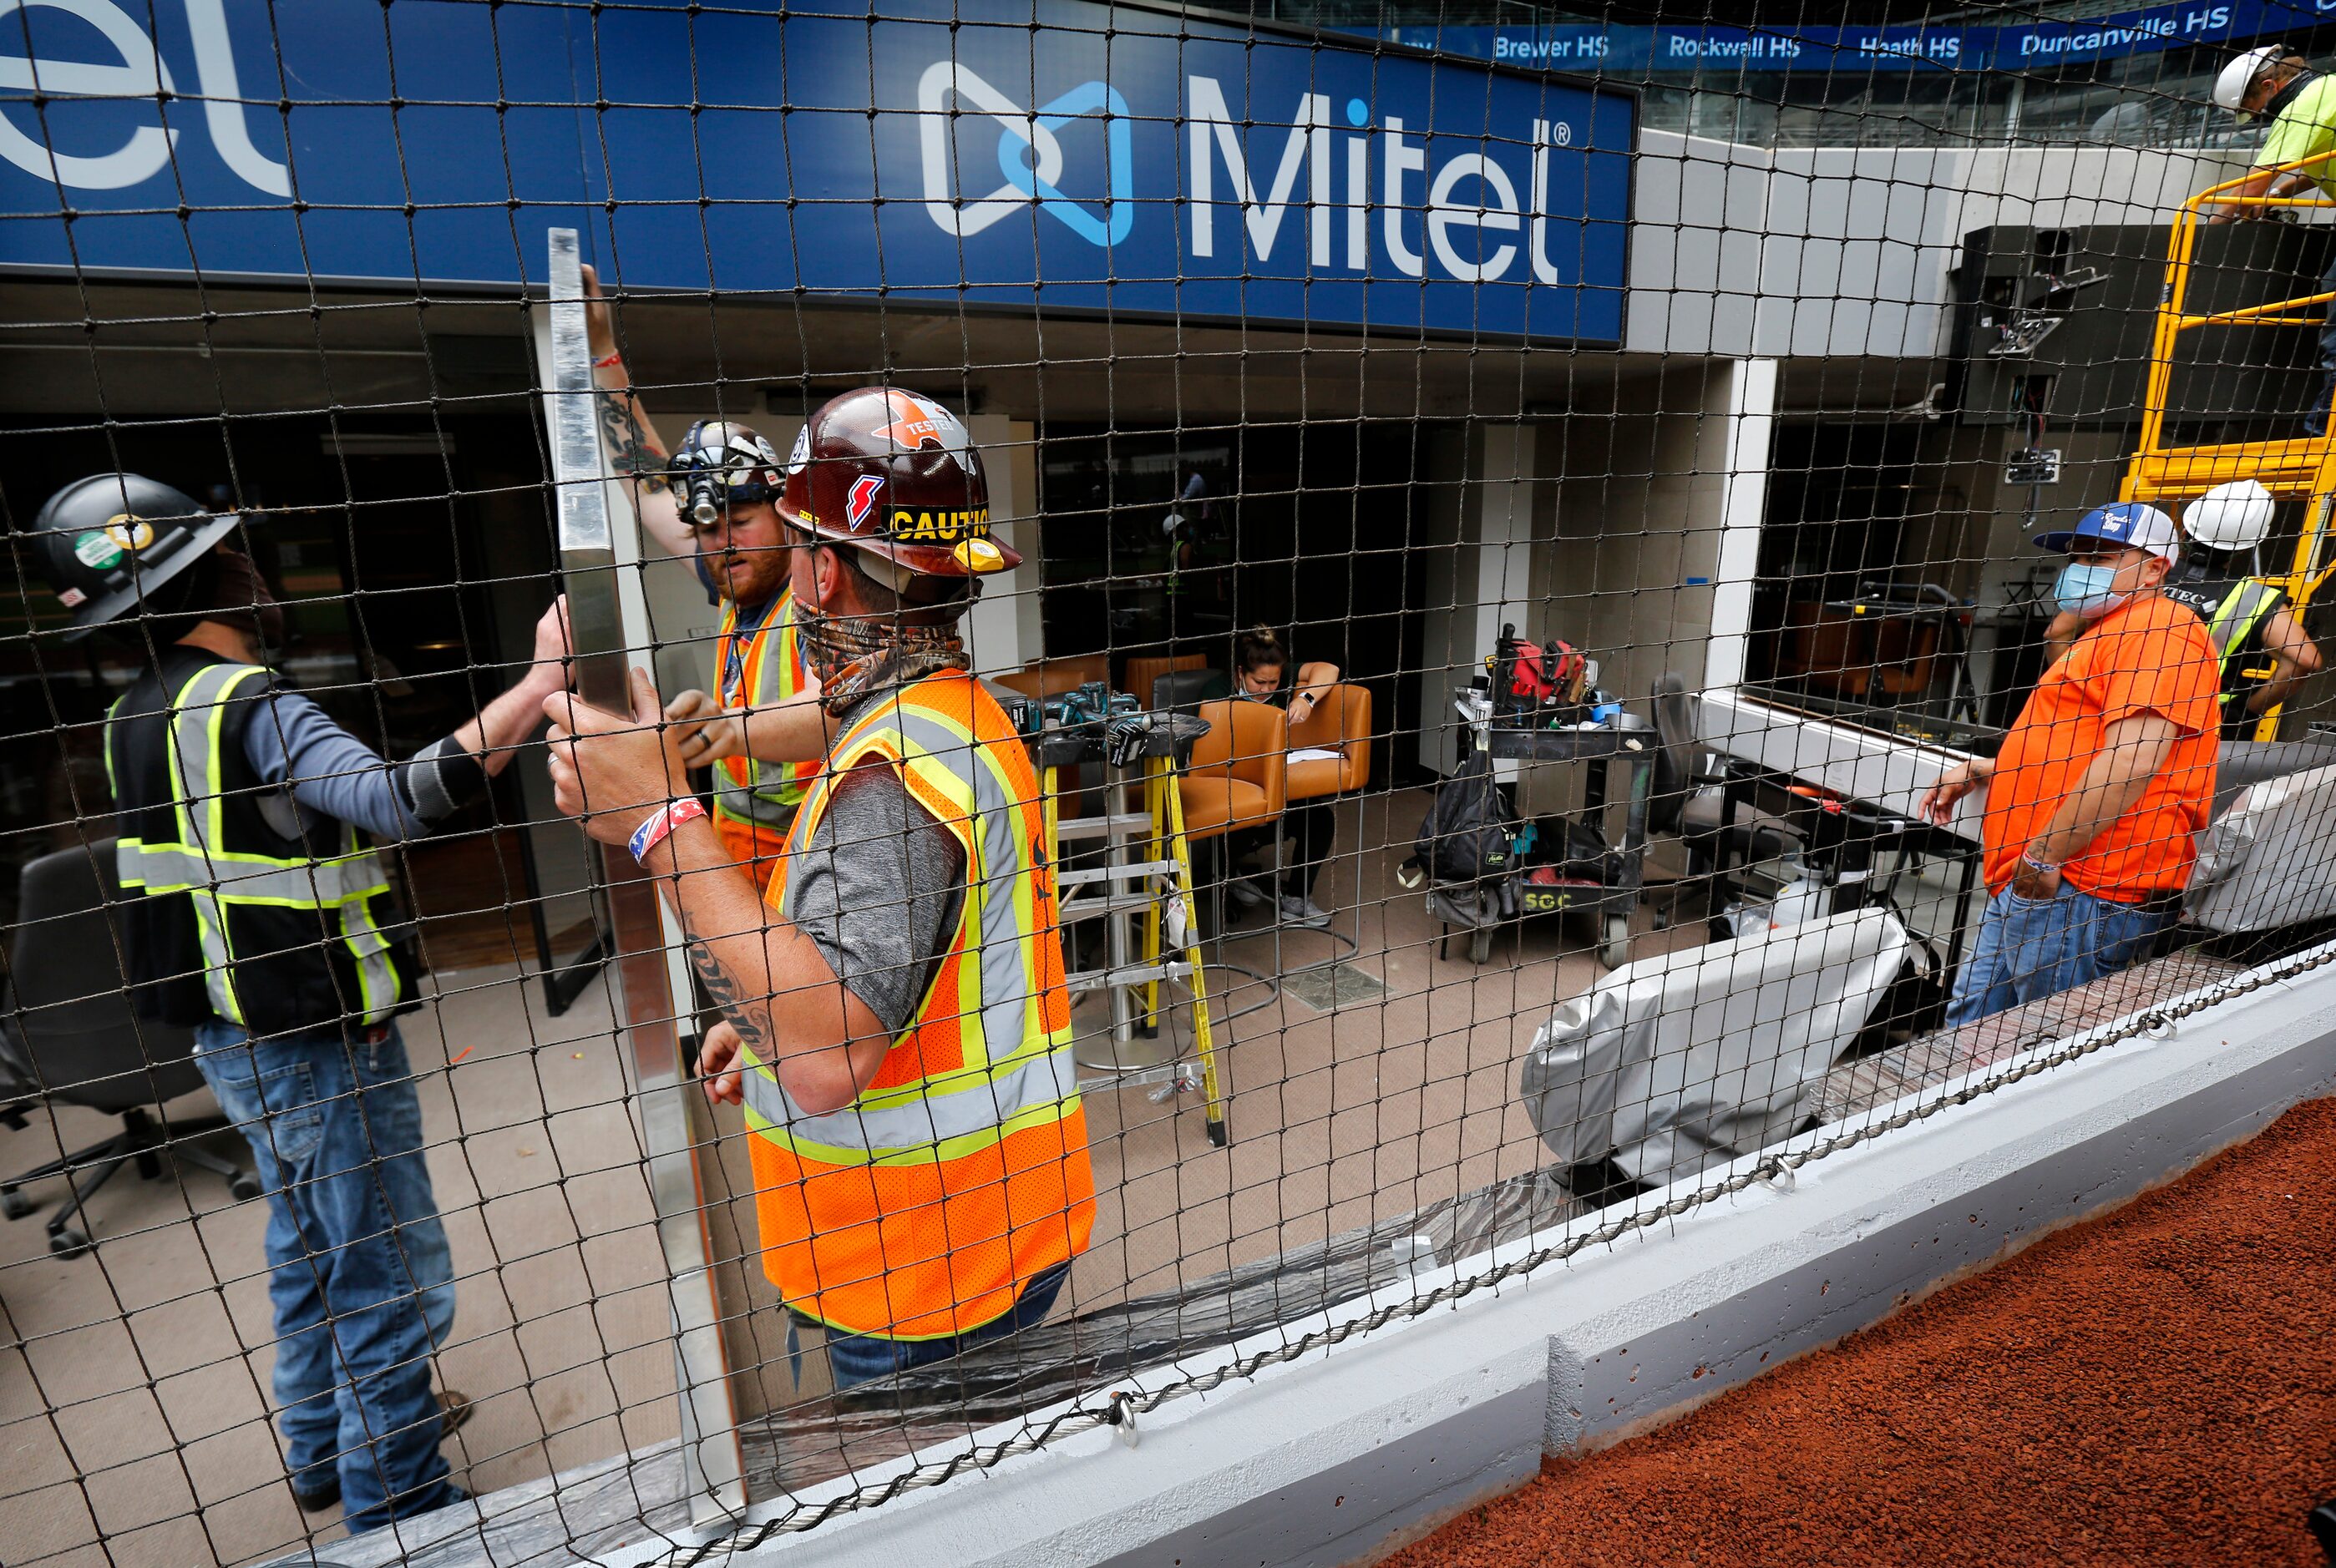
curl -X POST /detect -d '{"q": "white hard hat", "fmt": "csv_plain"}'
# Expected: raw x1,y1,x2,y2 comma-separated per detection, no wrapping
2183,479,2278,552
2216,44,2287,112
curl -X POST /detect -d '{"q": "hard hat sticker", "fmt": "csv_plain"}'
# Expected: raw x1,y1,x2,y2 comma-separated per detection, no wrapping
847,475,883,529
73,531,125,569
889,506,989,542
871,392,971,455
104,515,156,553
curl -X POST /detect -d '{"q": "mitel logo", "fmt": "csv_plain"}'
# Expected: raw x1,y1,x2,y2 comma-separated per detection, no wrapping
0,0,287,194
916,60,1584,286
917,61,1133,245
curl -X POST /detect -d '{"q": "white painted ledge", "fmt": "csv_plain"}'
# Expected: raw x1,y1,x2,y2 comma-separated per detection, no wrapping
598,954,2336,1568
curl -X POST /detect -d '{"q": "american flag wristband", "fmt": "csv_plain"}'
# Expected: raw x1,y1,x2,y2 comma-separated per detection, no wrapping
629,798,706,866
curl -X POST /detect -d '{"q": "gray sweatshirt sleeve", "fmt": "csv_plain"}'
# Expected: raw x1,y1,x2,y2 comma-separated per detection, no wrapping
785,762,967,1037
241,689,427,841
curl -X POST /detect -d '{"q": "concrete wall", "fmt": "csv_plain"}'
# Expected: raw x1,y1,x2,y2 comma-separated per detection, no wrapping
1412,422,1542,777
1630,133,2254,361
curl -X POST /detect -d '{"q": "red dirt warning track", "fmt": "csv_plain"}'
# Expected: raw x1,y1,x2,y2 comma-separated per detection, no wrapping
1386,1097,2336,1567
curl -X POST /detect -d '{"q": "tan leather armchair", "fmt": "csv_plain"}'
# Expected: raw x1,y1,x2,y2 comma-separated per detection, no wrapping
994,654,1110,701
1178,699,1287,844
1285,683,1371,803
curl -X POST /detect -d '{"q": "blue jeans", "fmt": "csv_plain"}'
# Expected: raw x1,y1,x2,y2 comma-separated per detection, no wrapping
193,1020,460,1532
798,1261,1072,1391
1946,884,2178,1029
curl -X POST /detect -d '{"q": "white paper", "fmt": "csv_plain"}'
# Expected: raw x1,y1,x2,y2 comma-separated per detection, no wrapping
1288,747,1345,763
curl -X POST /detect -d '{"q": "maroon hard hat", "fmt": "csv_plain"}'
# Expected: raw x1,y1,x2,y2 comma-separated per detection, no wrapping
778,387,1018,579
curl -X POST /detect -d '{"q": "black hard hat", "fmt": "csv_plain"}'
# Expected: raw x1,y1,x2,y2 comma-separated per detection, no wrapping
671,420,785,529
20,474,245,641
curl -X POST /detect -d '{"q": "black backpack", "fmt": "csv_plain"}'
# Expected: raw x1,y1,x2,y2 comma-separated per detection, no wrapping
1397,744,1518,888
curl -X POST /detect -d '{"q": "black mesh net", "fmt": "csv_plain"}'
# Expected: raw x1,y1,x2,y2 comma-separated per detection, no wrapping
7,3,2336,1563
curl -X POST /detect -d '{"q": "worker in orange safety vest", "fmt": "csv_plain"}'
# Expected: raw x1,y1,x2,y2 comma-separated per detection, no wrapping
543,385,1091,1387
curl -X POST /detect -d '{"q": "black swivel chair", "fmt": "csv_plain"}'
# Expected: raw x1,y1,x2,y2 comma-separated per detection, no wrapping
0,840,256,1257
1648,674,1803,929
1148,665,1229,715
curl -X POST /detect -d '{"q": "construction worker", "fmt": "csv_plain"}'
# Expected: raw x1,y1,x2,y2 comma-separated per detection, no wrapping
2207,45,2336,433
580,266,823,888
21,474,571,1530
1920,503,2220,1025
542,387,1091,1388
2045,480,2321,736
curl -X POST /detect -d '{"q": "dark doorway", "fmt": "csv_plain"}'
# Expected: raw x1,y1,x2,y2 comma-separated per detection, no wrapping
1035,417,1430,787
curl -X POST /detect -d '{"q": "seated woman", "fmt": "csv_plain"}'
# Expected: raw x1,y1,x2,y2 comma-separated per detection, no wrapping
1225,625,1342,928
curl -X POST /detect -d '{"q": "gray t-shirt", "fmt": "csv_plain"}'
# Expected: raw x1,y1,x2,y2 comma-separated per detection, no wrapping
783,698,968,1037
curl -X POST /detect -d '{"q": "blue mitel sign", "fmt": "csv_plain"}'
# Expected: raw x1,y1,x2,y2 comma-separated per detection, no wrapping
0,0,1634,346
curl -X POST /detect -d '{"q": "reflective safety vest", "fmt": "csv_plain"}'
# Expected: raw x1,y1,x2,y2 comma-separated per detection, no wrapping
737,672,1092,1340
2166,567,2287,731
104,651,418,1036
711,588,814,888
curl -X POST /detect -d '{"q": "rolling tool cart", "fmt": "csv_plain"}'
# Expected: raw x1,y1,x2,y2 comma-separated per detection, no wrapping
1421,688,1656,971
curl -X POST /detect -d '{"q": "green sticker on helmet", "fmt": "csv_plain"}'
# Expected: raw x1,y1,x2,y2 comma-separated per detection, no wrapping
72,531,124,570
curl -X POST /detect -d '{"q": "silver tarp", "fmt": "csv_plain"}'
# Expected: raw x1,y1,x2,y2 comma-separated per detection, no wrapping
1520,907,1910,1183
2189,759,2336,933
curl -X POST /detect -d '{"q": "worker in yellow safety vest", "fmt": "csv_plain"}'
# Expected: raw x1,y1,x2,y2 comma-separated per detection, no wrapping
582,266,826,888
542,386,1091,1388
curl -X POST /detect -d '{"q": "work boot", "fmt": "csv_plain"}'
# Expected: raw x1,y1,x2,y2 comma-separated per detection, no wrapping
289,1390,474,1513
1227,875,1270,911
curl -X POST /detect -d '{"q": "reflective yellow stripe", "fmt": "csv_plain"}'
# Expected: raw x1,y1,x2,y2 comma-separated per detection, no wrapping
712,589,808,827
2207,579,2281,709
140,661,403,1026
747,684,1074,1165
738,1064,1080,1167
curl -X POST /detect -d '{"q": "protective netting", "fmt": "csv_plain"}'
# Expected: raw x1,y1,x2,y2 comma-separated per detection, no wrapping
8,3,2336,1565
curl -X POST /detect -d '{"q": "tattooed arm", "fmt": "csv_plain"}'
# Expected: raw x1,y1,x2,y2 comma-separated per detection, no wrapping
582,264,691,559
544,670,885,1114
652,817,886,1116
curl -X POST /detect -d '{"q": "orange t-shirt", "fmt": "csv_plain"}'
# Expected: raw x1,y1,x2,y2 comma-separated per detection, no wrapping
1982,592,2220,901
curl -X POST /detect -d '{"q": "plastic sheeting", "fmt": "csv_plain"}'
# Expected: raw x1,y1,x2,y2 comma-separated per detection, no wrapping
747,1166,1582,1492
1519,907,1909,1184
2189,759,2336,934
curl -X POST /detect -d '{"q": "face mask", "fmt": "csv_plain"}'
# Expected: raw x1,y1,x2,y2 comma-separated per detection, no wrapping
792,553,970,714
2051,561,2132,622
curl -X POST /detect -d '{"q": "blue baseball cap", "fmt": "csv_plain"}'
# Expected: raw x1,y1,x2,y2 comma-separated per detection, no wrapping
2033,502,2180,563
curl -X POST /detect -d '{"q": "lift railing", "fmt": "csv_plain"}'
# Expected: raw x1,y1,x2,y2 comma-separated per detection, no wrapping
2126,147,2336,739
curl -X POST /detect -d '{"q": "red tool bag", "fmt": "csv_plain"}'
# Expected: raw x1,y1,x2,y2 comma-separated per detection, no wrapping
1495,624,1589,711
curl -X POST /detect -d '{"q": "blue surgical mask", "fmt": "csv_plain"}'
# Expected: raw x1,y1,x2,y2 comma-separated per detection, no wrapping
2052,561,2131,621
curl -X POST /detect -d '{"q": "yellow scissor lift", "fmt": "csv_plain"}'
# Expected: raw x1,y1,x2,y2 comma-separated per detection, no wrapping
2121,149,2336,740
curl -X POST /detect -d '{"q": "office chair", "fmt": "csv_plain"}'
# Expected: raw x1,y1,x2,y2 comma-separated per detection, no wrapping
1648,674,1801,929
1124,653,1208,711
1148,666,1230,714
0,841,256,1258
